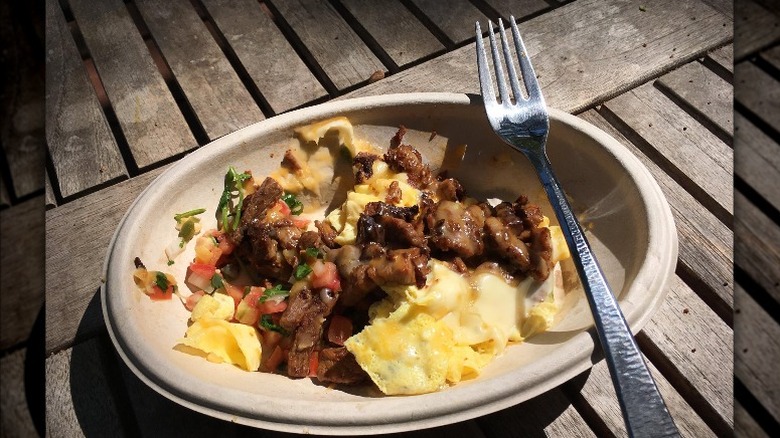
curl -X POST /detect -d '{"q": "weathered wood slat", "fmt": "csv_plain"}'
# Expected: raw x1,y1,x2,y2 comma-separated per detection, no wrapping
567,334,716,437
0,349,38,437
45,167,167,354
734,0,780,60
640,275,734,432
735,401,770,438
761,44,780,71
69,0,197,168
0,197,45,350
477,388,596,437
0,173,10,207
602,82,733,223
340,0,444,67
45,336,129,436
655,61,733,143
0,0,45,199
270,0,385,91
735,191,780,303
200,0,327,114
346,0,733,115
44,172,56,208
45,0,127,199
581,111,733,317
706,44,734,74
409,0,489,44
735,62,780,134
482,0,551,21
134,0,263,141
735,284,780,425
735,113,780,211
701,0,733,19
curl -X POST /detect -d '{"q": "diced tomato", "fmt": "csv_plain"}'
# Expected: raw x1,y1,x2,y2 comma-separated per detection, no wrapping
308,350,319,378
242,287,265,309
327,315,353,346
235,300,260,326
277,200,291,216
292,217,310,229
186,263,216,292
264,345,285,372
257,297,287,315
311,261,341,292
224,282,245,307
148,285,173,301
185,290,205,311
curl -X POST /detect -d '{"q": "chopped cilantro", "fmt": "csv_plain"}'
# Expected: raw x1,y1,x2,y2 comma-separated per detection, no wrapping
167,259,175,266
294,263,313,280
260,315,288,335
210,274,224,291
154,272,170,292
305,247,322,259
260,284,289,303
243,286,252,298
281,193,304,215
217,167,252,233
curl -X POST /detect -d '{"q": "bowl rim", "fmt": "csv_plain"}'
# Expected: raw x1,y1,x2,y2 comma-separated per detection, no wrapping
101,92,678,435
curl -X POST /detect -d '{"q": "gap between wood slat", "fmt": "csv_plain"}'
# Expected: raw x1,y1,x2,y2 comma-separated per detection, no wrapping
0,141,18,204
261,0,339,96
399,0,454,48
468,0,502,22
328,0,400,73
652,67,733,148
735,174,780,229
596,105,733,230
189,0,277,118
702,48,734,84
561,378,618,438
675,260,733,327
634,331,732,437
44,151,64,207
735,265,780,326
124,0,210,147
735,377,779,436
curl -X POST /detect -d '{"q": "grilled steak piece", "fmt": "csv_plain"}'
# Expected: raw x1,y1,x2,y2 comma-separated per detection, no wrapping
229,177,283,243
353,152,380,184
280,287,339,378
484,216,531,273
426,200,485,260
315,220,340,249
529,226,553,281
317,347,368,384
384,144,433,189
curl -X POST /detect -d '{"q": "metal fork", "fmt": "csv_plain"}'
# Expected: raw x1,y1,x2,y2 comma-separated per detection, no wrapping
476,18,680,438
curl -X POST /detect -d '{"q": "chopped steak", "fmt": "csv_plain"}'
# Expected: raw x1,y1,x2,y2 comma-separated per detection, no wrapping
484,216,531,273
529,226,553,281
353,152,379,184
384,144,433,188
281,149,303,172
280,287,338,378
357,202,424,248
317,347,368,384
390,125,407,148
315,220,340,249
229,177,283,243
434,178,464,202
385,180,401,204
425,200,485,259
368,247,429,288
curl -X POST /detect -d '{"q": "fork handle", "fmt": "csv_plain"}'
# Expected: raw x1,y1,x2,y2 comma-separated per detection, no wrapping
528,153,680,438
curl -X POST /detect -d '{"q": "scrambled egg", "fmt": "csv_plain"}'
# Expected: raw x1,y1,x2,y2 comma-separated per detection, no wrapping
176,292,262,371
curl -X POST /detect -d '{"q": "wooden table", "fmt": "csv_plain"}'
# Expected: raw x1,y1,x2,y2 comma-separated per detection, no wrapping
3,0,778,436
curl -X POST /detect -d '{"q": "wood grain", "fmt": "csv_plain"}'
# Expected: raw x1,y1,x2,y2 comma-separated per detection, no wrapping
735,112,780,212
735,62,780,134
134,0,264,140
640,275,734,431
69,0,197,168
568,336,716,437
735,284,780,425
0,197,45,350
701,0,734,19
345,0,733,115
200,0,327,114
482,0,551,21
45,335,130,436
0,349,38,437
656,61,733,143
603,82,733,223
477,388,596,437
45,167,167,354
270,0,385,91
580,111,733,317
0,0,45,199
735,191,780,304
734,0,780,60
340,0,444,67
45,0,127,198
409,0,489,44
0,173,10,208
44,172,56,208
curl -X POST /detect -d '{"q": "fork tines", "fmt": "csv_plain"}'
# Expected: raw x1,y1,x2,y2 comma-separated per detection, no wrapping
476,17,543,106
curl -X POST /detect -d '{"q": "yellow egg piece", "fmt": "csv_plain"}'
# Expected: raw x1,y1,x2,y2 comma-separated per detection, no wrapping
177,318,262,371
190,293,235,322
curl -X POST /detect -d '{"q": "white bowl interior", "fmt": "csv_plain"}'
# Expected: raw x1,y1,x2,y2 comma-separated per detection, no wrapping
102,93,676,434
